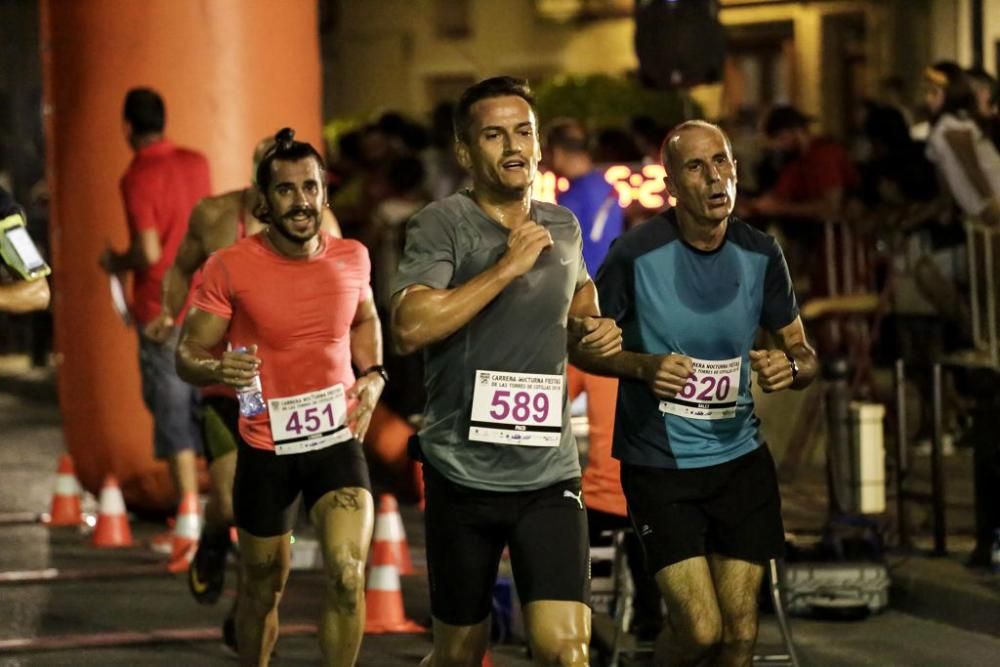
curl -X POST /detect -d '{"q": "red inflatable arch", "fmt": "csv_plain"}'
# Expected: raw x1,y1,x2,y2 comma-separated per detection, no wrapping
41,0,324,511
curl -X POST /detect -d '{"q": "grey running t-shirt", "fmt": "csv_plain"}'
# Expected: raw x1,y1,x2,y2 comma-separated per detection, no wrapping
393,190,589,492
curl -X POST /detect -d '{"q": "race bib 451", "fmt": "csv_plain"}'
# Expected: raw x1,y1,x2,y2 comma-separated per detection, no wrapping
469,370,563,447
268,384,353,455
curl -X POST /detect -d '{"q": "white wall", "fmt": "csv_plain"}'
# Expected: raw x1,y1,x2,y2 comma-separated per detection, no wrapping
930,0,1000,74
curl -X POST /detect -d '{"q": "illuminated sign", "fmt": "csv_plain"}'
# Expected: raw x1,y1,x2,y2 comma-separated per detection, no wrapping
534,164,674,209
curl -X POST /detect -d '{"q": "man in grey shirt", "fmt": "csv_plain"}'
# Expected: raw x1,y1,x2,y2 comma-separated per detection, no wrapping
392,77,620,667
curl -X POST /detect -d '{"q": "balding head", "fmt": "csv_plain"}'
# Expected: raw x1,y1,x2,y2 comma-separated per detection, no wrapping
661,120,733,172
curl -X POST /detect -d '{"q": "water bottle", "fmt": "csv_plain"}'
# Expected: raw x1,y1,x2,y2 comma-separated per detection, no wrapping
233,346,265,417
991,529,1000,574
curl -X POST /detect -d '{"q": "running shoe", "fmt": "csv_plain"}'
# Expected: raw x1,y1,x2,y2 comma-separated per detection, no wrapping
188,524,230,604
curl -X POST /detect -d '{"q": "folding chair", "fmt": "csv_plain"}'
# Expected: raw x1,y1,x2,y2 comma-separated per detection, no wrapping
593,529,653,667
754,558,801,667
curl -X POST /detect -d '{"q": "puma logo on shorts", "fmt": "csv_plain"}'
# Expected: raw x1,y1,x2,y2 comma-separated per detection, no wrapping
563,489,583,509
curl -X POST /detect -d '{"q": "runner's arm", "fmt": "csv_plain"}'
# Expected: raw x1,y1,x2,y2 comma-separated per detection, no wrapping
100,228,162,273
350,295,383,372
566,279,621,363
773,316,818,390
566,281,688,392
175,308,257,388
392,221,553,355
347,295,384,440
161,200,213,320
390,264,519,355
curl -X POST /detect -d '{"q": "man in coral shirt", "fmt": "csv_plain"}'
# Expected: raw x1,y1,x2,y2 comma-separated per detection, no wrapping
99,88,210,545
177,129,383,667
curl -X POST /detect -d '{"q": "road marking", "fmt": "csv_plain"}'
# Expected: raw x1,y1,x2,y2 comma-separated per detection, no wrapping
0,562,168,584
0,623,318,653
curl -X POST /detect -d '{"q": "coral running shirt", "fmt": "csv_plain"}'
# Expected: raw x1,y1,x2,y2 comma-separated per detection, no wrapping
192,232,372,451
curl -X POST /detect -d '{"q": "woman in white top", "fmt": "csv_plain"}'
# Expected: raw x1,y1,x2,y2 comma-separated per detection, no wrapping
923,61,1000,226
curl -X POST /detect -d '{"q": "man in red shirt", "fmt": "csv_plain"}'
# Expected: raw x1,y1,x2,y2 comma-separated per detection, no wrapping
100,88,211,546
743,105,859,298
176,128,383,667
746,105,858,221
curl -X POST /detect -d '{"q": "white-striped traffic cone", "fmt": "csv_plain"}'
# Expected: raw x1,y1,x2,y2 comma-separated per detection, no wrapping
364,556,424,633
47,454,82,526
167,492,200,573
371,494,413,575
91,475,132,547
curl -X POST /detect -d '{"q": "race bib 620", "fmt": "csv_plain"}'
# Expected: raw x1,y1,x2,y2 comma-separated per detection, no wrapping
659,356,740,421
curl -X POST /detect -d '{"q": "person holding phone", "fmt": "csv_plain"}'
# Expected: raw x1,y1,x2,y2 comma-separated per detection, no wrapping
0,185,50,314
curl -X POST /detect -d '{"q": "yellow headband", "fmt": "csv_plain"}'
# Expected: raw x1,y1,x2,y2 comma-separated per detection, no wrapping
924,67,948,87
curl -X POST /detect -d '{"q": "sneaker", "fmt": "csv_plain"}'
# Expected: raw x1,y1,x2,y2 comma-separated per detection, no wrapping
149,528,175,555
188,524,230,605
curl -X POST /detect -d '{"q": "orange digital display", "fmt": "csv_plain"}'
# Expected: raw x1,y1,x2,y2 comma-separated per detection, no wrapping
534,164,675,209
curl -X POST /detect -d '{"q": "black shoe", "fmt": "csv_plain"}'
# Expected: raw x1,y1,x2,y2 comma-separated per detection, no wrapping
223,613,280,659
188,525,230,605
222,613,238,655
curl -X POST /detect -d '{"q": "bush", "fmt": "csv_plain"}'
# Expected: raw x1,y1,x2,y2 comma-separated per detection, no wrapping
534,73,699,130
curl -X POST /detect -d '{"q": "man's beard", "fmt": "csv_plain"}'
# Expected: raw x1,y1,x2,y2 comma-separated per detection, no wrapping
271,206,320,243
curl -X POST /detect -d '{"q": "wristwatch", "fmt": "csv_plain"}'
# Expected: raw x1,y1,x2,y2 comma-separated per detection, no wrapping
784,353,799,380
361,364,389,384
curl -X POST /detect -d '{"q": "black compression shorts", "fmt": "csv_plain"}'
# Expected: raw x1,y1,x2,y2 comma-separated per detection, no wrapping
233,436,370,537
422,462,590,626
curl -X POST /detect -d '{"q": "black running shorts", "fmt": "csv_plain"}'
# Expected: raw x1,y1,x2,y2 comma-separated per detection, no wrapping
621,445,785,574
233,436,371,538
422,462,591,626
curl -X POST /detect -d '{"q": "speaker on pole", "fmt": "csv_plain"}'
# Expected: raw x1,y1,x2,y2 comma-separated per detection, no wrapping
634,0,726,89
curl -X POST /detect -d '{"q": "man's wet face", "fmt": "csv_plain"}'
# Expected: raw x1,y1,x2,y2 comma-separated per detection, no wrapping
464,95,540,196
266,157,324,243
666,125,738,225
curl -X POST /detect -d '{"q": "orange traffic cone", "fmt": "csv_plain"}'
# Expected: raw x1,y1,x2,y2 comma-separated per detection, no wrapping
482,649,495,667
167,492,201,573
47,454,82,526
371,494,413,575
91,475,132,547
364,557,424,634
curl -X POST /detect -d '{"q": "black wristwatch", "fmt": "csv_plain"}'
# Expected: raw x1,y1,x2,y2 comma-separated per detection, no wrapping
784,353,799,380
361,364,389,384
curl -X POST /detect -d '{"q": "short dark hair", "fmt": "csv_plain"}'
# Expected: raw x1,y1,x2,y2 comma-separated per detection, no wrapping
454,76,536,143
545,118,589,153
925,61,978,121
122,88,165,135
762,105,812,137
255,127,326,192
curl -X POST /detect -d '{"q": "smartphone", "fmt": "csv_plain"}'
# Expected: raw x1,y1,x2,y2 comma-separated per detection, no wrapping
0,213,51,280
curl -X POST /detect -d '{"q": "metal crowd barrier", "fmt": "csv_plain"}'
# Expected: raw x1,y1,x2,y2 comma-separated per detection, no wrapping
894,219,1000,554
964,219,999,367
